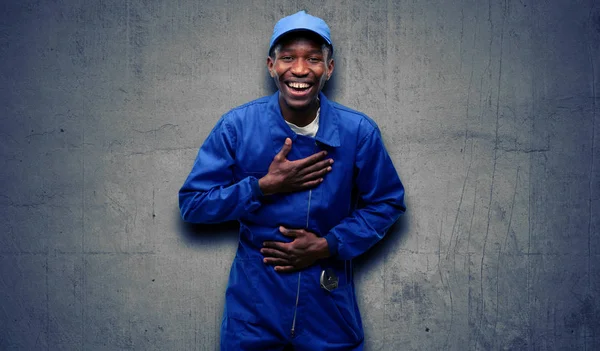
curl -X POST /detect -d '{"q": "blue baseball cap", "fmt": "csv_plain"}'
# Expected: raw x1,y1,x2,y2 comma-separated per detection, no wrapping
269,11,333,54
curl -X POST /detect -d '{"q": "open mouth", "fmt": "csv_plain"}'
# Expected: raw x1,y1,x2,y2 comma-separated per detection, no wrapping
286,81,313,94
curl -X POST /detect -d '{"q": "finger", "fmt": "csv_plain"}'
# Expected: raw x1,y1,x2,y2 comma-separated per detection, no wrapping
280,227,308,238
295,150,327,168
297,158,334,177
274,265,296,273
279,226,298,238
263,241,289,253
260,247,288,259
298,165,332,183
263,257,291,266
296,178,324,190
276,138,292,160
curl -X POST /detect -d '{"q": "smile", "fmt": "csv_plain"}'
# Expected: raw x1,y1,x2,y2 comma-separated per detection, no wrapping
286,82,312,90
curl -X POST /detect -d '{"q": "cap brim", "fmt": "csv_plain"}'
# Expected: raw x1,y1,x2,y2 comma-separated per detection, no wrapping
270,29,332,52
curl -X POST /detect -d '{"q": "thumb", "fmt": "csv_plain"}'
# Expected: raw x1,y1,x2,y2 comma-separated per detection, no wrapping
277,138,292,159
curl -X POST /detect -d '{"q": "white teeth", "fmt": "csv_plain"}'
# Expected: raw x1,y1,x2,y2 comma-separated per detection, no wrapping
288,82,310,89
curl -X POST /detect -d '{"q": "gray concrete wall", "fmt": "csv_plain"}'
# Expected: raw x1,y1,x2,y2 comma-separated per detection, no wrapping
1,0,598,349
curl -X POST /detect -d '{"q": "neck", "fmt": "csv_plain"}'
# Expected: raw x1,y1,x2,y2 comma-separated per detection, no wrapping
279,97,320,127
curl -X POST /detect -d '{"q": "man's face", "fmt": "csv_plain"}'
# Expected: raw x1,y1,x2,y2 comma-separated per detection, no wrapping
267,36,334,111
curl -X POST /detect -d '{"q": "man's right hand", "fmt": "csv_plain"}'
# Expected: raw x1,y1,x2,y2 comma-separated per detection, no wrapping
258,138,333,195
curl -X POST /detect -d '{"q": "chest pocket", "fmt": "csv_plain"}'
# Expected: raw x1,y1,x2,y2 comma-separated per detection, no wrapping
232,145,273,182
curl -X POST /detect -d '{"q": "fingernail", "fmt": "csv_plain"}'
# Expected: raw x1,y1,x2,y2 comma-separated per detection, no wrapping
329,159,334,164
327,167,332,171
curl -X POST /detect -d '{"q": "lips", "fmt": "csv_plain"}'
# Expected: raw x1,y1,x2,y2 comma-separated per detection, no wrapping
284,81,314,97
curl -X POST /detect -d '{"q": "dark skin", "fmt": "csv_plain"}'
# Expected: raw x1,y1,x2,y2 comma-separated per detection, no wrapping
266,35,335,126
258,35,335,273
262,226,331,272
258,138,332,272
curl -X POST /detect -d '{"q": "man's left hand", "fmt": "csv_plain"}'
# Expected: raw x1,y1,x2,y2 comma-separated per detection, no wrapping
261,227,330,273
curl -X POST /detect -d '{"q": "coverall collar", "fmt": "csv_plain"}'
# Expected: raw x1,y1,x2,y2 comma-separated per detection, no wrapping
268,91,341,151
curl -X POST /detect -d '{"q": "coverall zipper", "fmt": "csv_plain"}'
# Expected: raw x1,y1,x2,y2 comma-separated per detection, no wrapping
291,187,312,337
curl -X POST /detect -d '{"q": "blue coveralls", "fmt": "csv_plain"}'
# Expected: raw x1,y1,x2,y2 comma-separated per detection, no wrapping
179,92,406,350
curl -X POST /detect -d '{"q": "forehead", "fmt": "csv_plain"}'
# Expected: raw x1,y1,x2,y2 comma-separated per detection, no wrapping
275,31,325,51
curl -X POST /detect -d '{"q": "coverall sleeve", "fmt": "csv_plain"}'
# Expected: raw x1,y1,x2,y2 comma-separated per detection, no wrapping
178,117,263,223
323,126,406,260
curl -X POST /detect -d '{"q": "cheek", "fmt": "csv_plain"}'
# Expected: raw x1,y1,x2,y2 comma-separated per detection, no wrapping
271,75,283,90
269,67,281,81
318,70,329,87
271,63,286,78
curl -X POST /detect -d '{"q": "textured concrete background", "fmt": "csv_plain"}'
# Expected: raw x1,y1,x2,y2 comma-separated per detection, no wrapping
1,0,599,350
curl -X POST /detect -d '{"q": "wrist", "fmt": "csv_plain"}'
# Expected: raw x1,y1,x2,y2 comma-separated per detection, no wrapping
258,176,275,195
316,237,330,259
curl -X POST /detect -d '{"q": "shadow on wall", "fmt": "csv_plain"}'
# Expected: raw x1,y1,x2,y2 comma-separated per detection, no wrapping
174,207,239,246
355,212,410,270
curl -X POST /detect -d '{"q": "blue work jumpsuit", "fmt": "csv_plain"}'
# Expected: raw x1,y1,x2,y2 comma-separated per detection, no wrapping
179,92,406,350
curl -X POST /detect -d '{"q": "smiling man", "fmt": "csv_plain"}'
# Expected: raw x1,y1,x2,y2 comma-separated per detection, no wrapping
179,10,406,351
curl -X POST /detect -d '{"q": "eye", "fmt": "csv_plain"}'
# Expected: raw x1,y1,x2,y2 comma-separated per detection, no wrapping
279,56,293,62
308,57,322,63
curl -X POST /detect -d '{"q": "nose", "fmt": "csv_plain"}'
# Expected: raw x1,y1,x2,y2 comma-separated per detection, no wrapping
290,59,309,76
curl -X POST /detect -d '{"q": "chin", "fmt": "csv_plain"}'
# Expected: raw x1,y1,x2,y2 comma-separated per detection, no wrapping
282,95,317,111
287,101,311,110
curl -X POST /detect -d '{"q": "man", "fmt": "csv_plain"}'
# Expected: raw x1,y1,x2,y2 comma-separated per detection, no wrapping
179,10,406,351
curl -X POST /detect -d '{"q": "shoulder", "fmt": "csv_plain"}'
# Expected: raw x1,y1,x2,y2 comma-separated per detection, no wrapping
223,96,270,120
228,96,271,113
328,100,381,139
215,95,271,131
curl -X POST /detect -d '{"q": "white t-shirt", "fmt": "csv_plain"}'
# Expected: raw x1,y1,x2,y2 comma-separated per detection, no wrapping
285,108,320,137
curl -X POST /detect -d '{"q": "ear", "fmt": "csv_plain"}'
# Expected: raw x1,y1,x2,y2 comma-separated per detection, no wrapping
266,56,276,78
326,59,335,80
